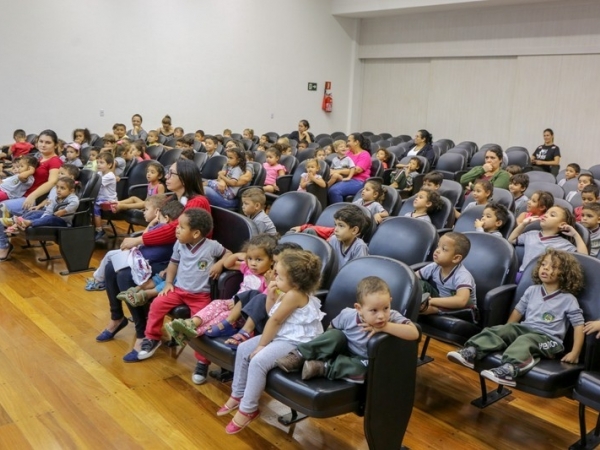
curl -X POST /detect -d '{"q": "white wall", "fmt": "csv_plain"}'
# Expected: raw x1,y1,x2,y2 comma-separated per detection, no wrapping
357,0,600,168
0,0,358,142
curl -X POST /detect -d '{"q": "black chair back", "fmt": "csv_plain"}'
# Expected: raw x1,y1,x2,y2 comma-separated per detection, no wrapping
193,152,208,171
158,148,183,167
268,192,322,235
525,181,565,200
279,233,338,289
399,194,452,229
146,145,165,160
200,155,227,180
315,202,376,242
439,179,465,209
453,205,515,239
526,171,556,184
211,206,258,253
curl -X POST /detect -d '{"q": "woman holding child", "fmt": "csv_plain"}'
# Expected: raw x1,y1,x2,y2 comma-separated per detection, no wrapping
0,129,63,261
460,145,510,194
327,133,372,204
97,159,210,361
406,129,436,168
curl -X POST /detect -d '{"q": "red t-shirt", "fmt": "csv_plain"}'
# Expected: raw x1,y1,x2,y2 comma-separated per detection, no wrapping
25,156,63,196
11,142,34,158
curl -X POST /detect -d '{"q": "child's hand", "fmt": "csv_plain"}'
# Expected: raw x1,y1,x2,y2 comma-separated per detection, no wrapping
561,351,580,364
374,213,383,224
159,281,174,296
263,269,275,284
290,226,301,233
474,218,484,228
209,262,224,279
359,321,385,338
583,321,600,338
523,216,540,225
560,224,577,236
250,345,265,360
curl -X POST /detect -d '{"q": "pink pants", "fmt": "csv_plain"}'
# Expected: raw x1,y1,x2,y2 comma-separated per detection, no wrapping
193,299,234,336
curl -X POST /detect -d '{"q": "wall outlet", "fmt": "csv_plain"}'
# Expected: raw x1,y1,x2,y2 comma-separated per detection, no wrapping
100,109,104,117
270,113,274,119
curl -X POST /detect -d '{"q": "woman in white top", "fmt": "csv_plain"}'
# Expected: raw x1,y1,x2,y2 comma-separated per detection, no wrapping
406,129,435,168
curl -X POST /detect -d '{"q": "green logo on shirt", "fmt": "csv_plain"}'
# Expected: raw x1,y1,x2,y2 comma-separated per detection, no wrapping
198,260,208,271
542,312,555,322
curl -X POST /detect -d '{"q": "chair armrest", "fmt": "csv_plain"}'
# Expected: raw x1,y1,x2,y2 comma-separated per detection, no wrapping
410,262,429,272
216,270,243,300
480,284,517,328
128,183,149,198
437,227,453,236
276,175,293,194
584,333,600,371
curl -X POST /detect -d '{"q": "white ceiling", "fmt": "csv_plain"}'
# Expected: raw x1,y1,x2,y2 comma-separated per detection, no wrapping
331,0,566,18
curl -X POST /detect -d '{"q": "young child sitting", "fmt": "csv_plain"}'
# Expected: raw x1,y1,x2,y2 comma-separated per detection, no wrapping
262,147,286,193
353,179,388,224
94,152,118,241
566,173,594,202
61,142,84,168
558,163,580,187
275,276,418,382
298,159,326,192
85,194,172,291
0,129,34,160
516,190,553,225
447,249,584,387
113,141,131,178
404,189,444,224
218,250,324,434
390,156,421,197
328,205,369,271
203,135,220,159
84,148,99,171
509,173,529,218
505,165,522,176
376,148,392,169
474,202,509,237
314,148,326,161
240,188,277,235
206,147,246,201
509,205,588,282
0,155,38,202
327,141,355,187
574,184,599,222
15,177,80,230
422,171,443,191
146,130,161,147
115,161,165,212
456,179,493,219
134,209,232,362
580,203,600,257
417,232,477,320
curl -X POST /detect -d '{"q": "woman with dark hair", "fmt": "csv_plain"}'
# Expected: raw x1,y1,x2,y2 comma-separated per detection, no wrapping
327,133,372,204
531,128,560,173
97,159,211,362
406,129,435,167
288,120,314,143
460,145,510,192
127,113,148,142
0,129,63,260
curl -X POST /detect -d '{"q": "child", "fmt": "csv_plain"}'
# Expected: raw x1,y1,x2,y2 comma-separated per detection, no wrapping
417,232,477,318
376,148,391,169
262,148,286,193
174,127,185,139
94,152,118,241
176,136,194,150
328,205,369,271
422,171,443,190
315,148,326,161
580,203,600,257
179,149,196,161
475,202,509,237
222,128,232,138
166,234,277,382
404,189,444,223
147,130,161,147
73,128,91,148
297,140,309,151
112,123,127,141
566,174,594,202
203,135,220,159
130,140,150,162
575,184,599,222
61,142,84,168
390,156,421,195
218,250,324,434
84,148,99,171
516,190,553,225
327,141,355,187
240,188,277,235
323,144,333,156
0,155,38,202
259,134,270,146
505,165,522,176
509,206,588,282
243,128,254,141
4,129,34,159
113,141,130,177
16,177,79,229
298,159,326,192
447,248,584,387
85,195,173,291
457,179,493,219
195,130,205,144
353,179,388,224
509,173,529,217
206,147,246,201
135,208,232,362
276,276,418,382
279,143,292,156
558,163,580,187
102,133,117,150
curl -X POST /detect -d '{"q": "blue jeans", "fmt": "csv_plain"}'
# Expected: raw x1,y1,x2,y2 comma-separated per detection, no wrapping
30,215,70,228
327,179,364,204
0,198,27,249
204,186,239,209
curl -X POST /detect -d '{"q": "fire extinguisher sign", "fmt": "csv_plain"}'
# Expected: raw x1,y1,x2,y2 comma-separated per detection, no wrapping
322,81,333,113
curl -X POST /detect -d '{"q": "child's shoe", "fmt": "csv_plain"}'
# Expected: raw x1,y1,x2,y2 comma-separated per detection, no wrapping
137,338,161,360
447,346,476,369
171,318,199,341
481,363,517,387
276,350,305,373
85,278,106,291
5,224,19,235
1,204,11,220
1,217,14,227
192,361,209,385
94,229,106,241
301,360,327,380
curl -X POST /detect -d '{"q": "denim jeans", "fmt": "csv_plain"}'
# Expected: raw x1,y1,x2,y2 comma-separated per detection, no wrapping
327,179,364,204
204,186,239,209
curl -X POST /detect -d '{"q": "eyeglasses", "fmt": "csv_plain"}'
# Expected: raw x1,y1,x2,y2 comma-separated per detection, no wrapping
166,170,179,178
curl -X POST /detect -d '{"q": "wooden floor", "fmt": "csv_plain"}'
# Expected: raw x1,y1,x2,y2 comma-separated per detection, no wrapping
0,232,596,449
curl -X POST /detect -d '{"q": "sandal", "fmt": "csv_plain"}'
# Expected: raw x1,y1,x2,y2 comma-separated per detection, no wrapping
117,287,138,302
123,289,148,307
164,320,187,347
217,396,241,416
224,330,254,349
225,409,260,434
171,319,199,341
204,319,237,338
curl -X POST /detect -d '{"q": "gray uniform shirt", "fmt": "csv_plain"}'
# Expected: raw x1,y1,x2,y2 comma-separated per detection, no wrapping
170,239,226,293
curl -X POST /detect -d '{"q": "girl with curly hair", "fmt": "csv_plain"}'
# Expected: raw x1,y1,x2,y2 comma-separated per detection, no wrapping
447,248,584,387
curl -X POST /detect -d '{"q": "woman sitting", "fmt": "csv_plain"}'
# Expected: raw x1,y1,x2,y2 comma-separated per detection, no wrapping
405,129,435,168
460,145,510,194
327,133,372,204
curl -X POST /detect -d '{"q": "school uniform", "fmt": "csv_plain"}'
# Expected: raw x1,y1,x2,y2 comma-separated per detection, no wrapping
516,231,576,271
327,235,369,271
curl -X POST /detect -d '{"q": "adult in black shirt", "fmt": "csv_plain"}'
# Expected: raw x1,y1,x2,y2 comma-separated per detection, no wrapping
288,119,314,143
531,128,560,173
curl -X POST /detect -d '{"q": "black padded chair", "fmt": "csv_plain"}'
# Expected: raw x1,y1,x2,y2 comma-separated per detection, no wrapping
200,155,227,180
400,155,430,174
24,171,101,275
435,153,466,180
315,202,376,243
525,181,565,200
398,195,453,230
588,164,600,181
418,232,518,365
146,145,165,160
279,154,299,176
388,145,407,162
562,179,580,195
462,187,515,212
268,191,322,235
267,160,329,209
455,141,478,159
368,217,438,266
554,198,574,213
352,182,401,216
525,171,556,184
469,253,600,410
467,151,487,168
452,205,516,239
193,152,208,171
447,146,470,161
505,148,531,169
158,148,183,168
572,370,600,449
439,179,465,211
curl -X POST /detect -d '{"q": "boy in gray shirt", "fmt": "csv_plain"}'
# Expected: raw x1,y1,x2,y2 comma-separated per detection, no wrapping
240,188,277,235
327,205,369,271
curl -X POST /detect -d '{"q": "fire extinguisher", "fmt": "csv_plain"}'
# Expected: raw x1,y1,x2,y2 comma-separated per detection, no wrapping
322,81,333,113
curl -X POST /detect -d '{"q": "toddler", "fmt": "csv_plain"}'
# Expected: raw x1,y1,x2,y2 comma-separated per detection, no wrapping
314,148,326,161
73,128,91,148
298,159,326,192
242,128,254,141
509,173,529,217
390,156,421,196
84,148,99,171
558,163,580,187
218,250,324,434
276,276,418,382
61,142,83,168
174,127,185,139
448,249,584,387
206,147,246,200
327,140,355,187
262,148,286,193
457,179,492,219
117,161,165,213
505,165,522,176
516,190,553,225
0,155,38,202
94,152,118,241
130,140,150,162
0,129,33,160
376,148,392,169
474,202,509,237
113,141,130,177
240,188,277,235
353,179,388,224
146,130,161,147
404,189,444,224
579,203,600,257
112,123,127,141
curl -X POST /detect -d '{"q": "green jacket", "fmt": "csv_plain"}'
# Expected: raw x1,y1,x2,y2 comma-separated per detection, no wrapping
460,166,510,190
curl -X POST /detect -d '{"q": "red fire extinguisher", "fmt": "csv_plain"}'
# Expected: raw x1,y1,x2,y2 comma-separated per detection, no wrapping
322,81,333,113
